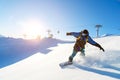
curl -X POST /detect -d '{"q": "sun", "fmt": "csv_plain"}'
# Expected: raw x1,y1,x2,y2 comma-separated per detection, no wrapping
21,18,46,39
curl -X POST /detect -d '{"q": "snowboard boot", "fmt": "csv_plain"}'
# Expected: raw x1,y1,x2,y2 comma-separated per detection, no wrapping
80,48,85,56
68,56,73,64
80,52,85,56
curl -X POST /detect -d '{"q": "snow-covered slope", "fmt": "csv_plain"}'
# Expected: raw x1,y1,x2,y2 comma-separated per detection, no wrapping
0,35,4,37
102,34,114,37
0,37,72,68
0,36,120,80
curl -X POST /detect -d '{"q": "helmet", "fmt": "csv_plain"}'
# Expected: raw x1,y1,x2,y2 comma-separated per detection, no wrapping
82,29,89,36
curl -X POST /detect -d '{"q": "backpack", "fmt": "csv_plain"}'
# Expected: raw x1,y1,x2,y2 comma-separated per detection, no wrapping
74,32,88,51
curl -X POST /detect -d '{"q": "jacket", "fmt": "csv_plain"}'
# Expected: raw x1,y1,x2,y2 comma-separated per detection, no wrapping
68,32,102,52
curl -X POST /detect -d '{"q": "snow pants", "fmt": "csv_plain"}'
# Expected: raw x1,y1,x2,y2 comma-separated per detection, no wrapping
69,48,85,62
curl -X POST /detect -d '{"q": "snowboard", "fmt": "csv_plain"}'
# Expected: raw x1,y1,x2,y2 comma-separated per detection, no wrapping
59,61,73,68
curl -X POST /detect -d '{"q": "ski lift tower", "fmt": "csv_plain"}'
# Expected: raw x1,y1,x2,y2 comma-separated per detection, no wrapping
95,24,102,37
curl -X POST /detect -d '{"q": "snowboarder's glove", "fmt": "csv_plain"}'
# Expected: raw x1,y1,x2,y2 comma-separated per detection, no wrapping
100,47,105,52
95,43,105,52
66,32,72,35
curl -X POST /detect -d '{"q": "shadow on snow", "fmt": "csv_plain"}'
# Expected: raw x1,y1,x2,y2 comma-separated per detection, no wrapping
0,37,73,68
73,63,120,79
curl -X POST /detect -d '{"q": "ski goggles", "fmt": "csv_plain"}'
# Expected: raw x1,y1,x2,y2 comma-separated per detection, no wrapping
82,33,88,36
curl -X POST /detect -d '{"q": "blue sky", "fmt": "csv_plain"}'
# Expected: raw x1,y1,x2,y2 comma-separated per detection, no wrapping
0,0,120,40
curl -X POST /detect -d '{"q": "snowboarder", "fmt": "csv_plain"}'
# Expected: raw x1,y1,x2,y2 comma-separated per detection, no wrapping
66,29,105,64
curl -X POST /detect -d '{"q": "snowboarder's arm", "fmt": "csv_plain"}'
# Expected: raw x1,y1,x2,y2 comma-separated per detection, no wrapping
88,36,105,52
94,43,105,52
66,32,80,38
66,32,72,35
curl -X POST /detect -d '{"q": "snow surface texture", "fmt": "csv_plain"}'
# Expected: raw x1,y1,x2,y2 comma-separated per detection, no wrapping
0,37,72,68
0,36,120,80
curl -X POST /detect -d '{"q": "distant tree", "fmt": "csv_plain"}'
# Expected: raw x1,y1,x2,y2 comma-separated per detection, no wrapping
36,35,41,40
56,30,60,39
49,34,53,38
23,34,27,39
47,29,53,38
95,24,102,37
47,29,51,35
57,30,60,34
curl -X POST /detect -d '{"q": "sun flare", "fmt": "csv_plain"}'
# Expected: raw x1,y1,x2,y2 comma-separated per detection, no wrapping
21,18,46,39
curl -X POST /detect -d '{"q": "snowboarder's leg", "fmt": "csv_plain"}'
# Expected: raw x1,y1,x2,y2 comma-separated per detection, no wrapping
69,50,77,62
80,48,85,56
